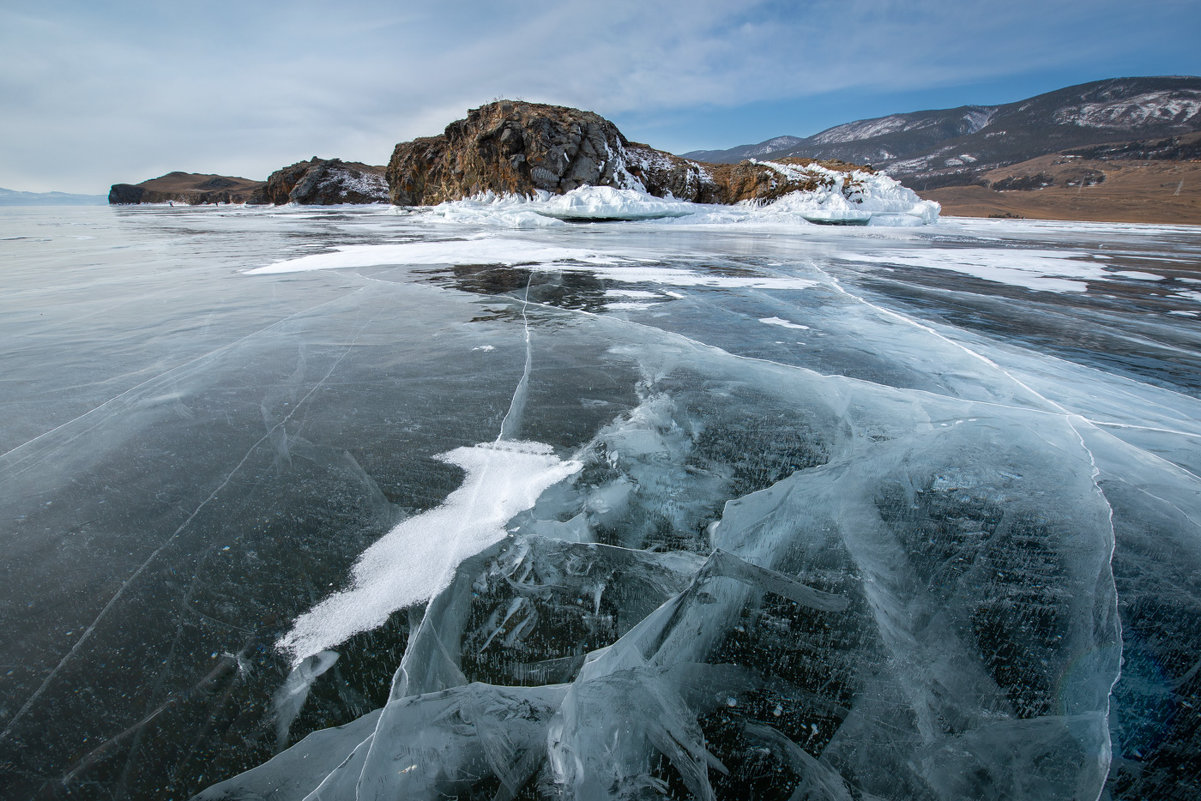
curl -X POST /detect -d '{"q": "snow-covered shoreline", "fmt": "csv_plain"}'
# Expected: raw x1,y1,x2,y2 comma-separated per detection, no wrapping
414,165,939,228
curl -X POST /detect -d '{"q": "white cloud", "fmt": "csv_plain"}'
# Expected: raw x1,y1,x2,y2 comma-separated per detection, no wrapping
0,0,1197,192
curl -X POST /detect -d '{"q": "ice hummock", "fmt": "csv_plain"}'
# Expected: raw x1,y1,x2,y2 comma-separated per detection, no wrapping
744,159,940,226
535,186,696,221
201,308,1125,801
412,161,939,227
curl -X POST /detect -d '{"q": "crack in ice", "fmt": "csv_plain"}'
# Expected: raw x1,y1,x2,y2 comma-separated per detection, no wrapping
0,288,368,470
498,274,534,442
0,311,374,744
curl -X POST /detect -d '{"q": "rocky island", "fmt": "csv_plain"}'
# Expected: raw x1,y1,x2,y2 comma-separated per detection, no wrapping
109,101,927,224
259,158,388,205
108,172,266,205
386,100,863,206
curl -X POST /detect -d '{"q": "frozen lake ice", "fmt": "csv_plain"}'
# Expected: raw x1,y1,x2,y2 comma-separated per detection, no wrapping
1,203,1200,800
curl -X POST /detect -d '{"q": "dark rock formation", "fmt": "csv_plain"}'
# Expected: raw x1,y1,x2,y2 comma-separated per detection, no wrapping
989,172,1056,191
261,158,388,205
984,167,1105,191
108,172,265,205
106,184,148,204
386,101,869,207
1062,131,1201,162
108,161,387,206
387,101,634,205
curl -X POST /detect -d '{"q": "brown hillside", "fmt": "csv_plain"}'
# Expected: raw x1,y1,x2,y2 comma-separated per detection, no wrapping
922,153,1201,225
108,172,265,204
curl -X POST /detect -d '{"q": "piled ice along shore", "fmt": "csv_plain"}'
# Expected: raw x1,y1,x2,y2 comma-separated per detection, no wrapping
528,163,939,225
419,177,938,227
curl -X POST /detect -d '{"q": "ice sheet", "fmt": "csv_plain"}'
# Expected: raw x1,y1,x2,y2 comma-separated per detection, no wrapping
5,205,1199,801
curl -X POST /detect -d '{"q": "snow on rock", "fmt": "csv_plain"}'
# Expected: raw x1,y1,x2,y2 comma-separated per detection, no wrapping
261,158,389,205
811,114,916,144
1054,89,1201,128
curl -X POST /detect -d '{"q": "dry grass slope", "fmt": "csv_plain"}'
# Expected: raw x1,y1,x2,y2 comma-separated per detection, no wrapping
922,155,1201,224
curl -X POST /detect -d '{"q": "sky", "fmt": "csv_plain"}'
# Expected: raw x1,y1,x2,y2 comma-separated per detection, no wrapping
2,0,1199,194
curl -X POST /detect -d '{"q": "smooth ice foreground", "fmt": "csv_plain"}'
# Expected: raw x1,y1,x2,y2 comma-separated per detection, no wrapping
2,204,1200,801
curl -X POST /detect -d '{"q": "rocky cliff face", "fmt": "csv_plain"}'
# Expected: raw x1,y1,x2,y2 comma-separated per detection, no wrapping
387,101,632,205
261,158,388,205
108,172,265,205
386,101,862,206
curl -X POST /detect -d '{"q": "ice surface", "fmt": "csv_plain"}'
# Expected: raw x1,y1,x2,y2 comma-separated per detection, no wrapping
201,322,1127,799
2,206,1199,801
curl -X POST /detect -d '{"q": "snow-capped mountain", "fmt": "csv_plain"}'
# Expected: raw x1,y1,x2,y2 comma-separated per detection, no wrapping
683,135,806,164
682,77,1201,189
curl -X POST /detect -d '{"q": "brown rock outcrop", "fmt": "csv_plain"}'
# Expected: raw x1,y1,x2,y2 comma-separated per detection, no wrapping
108,172,265,205
386,101,872,207
261,158,388,205
387,101,635,205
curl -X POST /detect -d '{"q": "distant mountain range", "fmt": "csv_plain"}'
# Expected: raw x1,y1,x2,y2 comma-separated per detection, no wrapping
0,187,107,206
682,76,1201,191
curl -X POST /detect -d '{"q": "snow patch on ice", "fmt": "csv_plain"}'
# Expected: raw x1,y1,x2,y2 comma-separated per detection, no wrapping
247,236,826,292
839,248,1115,293
605,289,661,299
247,238,617,274
759,316,810,330
578,265,823,291
277,441,581,662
